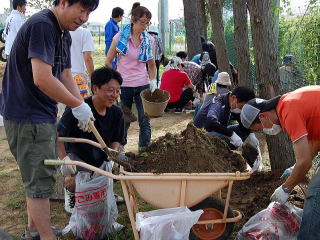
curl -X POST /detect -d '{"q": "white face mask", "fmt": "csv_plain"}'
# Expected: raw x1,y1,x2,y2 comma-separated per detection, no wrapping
231,108,241,114
263,124,282,135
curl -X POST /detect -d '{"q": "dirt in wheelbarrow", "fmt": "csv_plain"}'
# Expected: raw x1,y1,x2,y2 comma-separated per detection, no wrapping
127,122,248,173
229,170,307,232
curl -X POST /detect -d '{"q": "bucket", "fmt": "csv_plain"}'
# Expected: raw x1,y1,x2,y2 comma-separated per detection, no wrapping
140,89,170,118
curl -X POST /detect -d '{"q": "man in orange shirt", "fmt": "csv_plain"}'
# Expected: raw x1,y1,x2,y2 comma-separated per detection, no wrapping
240,86,320,239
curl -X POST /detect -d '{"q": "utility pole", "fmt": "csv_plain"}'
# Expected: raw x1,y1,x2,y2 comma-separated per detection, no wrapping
158,0,169,53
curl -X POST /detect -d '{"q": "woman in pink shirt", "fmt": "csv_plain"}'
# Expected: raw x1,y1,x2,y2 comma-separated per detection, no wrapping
106,2,156,151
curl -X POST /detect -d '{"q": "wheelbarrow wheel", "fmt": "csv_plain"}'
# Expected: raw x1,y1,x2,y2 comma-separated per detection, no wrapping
189,197,235,240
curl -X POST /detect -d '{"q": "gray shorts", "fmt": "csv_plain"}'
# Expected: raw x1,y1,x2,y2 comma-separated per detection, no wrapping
4,120,57,198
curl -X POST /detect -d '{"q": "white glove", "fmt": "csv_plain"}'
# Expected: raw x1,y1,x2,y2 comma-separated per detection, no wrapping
150,79,157,93
60,156,77,176
71,102,93,132
230,132,243,148
247,133,259,148
280,165,295,179
270,185,290,204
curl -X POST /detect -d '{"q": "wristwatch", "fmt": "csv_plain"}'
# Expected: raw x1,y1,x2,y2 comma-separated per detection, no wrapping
282,185,292,194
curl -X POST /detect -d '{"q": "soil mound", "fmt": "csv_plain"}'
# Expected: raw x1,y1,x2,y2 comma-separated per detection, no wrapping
129,123,247,173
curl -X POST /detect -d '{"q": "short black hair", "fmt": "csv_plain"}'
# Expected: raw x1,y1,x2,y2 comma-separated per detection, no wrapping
231,86,255,103
91,67,123,92
53,0,99,11
176,51,187,60
202,63,216,76
112,7,124,18
13,0,27,9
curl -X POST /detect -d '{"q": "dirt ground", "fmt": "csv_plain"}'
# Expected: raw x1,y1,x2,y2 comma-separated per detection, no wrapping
0,61,307,239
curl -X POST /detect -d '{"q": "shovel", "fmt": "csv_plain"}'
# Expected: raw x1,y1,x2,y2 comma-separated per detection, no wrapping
82,119,136,171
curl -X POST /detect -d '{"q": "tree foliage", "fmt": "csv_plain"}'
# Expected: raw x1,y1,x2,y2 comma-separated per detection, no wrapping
278,3,320,83
28,0,53,10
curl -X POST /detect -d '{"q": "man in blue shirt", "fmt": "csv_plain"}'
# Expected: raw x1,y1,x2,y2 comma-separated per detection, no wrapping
1,0,99,239
105,7,124,68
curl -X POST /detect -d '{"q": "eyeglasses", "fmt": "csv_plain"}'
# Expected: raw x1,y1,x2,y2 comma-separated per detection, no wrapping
102,88,121,95
138,19,151,26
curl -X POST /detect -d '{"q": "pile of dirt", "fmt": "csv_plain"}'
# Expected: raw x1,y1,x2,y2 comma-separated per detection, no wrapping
229,171,306,232
129,123,247,173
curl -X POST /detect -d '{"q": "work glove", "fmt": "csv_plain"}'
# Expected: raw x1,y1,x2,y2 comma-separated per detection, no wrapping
280,165,295,179
150,79,157,93
71,102,93,132
230,132,243,148
247,133,259,148
60,156,77,176
270,185,291,204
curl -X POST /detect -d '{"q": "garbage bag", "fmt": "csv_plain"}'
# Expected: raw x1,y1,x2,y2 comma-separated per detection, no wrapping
236,202,303,240
63,162,117,240
136,206,203,240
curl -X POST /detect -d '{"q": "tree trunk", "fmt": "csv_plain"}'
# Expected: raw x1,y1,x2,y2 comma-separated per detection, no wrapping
207,0,232,80
233,0,250,86
182,0,202,59
247,0,295,170
198,0,208,39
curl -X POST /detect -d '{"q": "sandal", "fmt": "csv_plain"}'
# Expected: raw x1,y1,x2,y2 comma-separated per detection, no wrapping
21,226,62,240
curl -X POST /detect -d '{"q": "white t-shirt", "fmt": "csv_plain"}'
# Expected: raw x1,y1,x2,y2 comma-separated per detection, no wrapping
70,27,95,74
4,10,25,55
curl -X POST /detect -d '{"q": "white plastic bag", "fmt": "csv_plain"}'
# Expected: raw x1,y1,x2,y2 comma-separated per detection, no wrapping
251,146,264,173
63,162,117,240
236,202,303,240
136,206,203,240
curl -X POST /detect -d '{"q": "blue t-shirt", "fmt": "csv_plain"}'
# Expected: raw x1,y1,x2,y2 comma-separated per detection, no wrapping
1,9,71,123
58,97,125,168
191,54,201,64
105,18,119,55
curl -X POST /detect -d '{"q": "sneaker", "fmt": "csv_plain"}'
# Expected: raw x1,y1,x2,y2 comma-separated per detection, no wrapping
114,194,124,204
122,106,137,123
112,222,125,232
174,108,183,114
64,188,75,214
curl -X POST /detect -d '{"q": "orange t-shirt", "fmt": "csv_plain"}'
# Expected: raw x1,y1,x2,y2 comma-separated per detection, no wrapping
276,86,320,143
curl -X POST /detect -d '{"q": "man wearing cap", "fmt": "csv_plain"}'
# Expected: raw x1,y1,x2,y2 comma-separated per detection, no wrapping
279,54,305,93
160,56,195,113
193,86,256,150
194,72,232,117
240,86,320,239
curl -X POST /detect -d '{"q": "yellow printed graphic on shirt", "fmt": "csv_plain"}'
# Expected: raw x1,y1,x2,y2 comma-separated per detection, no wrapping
207,83,217,95
73,73,90,98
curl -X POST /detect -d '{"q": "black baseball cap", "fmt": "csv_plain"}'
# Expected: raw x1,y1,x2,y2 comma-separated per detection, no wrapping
240,96,281,128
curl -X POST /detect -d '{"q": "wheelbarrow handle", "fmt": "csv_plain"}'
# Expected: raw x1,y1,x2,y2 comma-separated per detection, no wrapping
44,159,66,165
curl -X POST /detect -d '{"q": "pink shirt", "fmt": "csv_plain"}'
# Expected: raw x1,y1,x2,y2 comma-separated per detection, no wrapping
113,32,154,87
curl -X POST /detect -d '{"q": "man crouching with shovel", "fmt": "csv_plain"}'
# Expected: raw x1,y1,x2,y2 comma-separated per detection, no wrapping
57,67,125,233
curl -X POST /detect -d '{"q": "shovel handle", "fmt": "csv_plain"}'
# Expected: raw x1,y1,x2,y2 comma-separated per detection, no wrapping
88,119,107,149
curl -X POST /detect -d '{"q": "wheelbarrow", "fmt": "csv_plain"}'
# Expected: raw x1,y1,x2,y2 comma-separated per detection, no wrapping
45,143,252,240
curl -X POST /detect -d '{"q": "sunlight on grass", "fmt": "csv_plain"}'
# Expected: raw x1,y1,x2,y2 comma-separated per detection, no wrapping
5,189,26,210
0,173,11,178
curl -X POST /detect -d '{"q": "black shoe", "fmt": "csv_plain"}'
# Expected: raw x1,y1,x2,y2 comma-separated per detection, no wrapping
174,108,183,114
